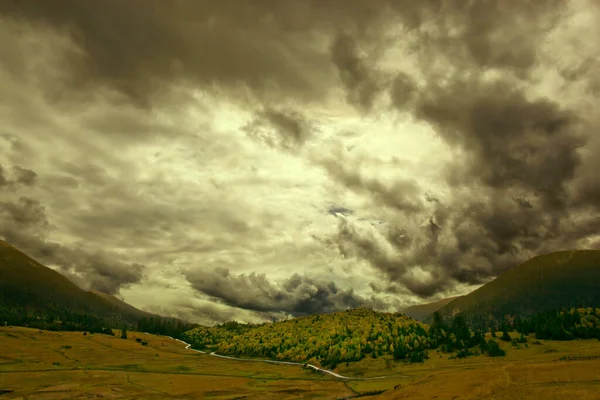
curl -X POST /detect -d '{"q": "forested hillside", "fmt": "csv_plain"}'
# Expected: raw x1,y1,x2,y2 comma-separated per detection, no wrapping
505,307,600,341
436,250,600,326
184,308,432,367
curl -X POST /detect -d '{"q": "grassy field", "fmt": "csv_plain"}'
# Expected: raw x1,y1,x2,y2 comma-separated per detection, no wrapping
1,327,600,399
0,326,351,399
338,332,600,399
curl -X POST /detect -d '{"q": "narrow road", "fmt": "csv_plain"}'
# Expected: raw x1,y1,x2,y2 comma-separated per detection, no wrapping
151,334,407,381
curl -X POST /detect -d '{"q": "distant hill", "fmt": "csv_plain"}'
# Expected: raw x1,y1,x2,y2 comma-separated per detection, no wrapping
436,250,600,324
0,239,192,335
402,296,461,321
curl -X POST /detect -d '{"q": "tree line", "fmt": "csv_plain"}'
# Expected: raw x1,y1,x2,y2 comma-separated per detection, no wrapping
1,303,196,339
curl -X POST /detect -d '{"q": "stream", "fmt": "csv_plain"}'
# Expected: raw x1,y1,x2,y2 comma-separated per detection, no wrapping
147,333,408,381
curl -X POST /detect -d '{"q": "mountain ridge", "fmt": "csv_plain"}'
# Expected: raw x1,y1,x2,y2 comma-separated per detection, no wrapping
402,296,461,321
0,239,170,330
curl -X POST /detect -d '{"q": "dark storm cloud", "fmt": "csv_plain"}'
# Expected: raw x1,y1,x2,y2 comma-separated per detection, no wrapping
330,32,385,112
415,78,584,209
0,0,398,107
390,72,417,110
376,37,598,295
387,0,566,76
334,175,600,299
2,0,598,315
0,164,38,188
572,135,600,211
185,267,387,316
0,165,6,187
309,0,598,299
334,215,457,298
12,166,37,186
2,0,564,108
0,196,51,232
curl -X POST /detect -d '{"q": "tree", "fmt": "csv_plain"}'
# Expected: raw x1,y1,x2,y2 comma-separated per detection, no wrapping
501,329,511,342
485,339,505,357
121,327,128,339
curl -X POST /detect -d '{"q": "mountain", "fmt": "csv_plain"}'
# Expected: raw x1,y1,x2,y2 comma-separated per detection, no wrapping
436,250,600,323
0,239,172,332
402,296,461,321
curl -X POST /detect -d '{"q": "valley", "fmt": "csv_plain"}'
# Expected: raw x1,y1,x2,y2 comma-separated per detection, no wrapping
2,326,600,399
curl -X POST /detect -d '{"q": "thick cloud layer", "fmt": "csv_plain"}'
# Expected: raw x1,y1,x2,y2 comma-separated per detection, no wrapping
185,268,387,316
1,0,599,324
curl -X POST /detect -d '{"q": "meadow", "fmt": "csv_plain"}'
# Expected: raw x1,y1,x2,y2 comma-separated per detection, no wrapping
1,327,600,399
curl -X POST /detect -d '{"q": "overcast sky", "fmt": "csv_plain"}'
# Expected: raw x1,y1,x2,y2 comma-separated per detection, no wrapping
1,0,599,325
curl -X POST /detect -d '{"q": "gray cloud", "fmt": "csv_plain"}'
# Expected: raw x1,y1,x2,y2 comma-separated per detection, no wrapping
0,0,598,321
244,107,315,150
12,166,37,186
415,78,584,209
0,165,7,187
0,164,38,188
328,206,354,216
330,32,385,112
317,150,424,214
0,192,144,295
0,0,397,108
185,267,388,316
390,72,417,110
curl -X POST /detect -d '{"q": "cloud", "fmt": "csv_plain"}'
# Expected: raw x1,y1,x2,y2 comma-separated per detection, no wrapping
0,165,7,187
328,206,354,216
0,0,397,108
12,166,37,186
0,193,144,295
390,72,417,110
185,267,388,316
316,147,424,214
415,78,584,208
0,164,38,188
244,107,315,150
0,0,599,322
330,32,386,112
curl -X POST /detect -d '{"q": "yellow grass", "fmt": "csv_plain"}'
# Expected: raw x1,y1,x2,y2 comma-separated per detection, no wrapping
0,327,351,399
2,327,600,399
340,333,600,399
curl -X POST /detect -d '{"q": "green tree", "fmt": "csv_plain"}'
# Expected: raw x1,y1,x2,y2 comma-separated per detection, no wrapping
485,339,505,357
121,327,128,339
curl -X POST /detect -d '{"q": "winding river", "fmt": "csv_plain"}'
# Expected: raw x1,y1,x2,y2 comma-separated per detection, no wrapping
149,334,407,381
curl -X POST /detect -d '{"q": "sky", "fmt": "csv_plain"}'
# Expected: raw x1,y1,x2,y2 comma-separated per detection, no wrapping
1,0,599,325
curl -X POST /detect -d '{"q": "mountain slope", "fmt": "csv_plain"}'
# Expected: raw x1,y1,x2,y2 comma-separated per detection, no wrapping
0,239,154,327
402,296,460,321
436,250,600,321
